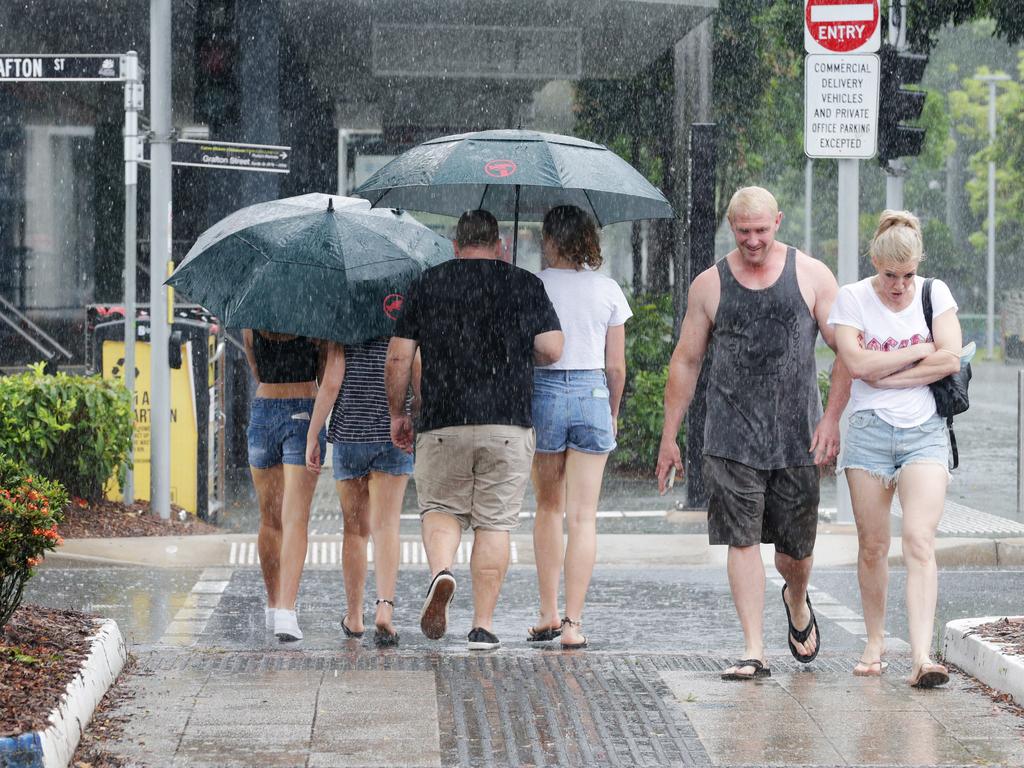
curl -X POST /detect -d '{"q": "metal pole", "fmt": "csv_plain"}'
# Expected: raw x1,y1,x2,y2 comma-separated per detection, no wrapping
1018,370,1024,518
337,129,349,196
684,123,716,510
804,159,813,256
150,0,172,519
123,51,141,504
884,0,906,210
976,74,1009,358
987,79,997,359
836,158,860,523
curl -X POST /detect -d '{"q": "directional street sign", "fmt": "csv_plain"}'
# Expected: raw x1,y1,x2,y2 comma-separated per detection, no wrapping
805,0,880,55
804,53,880,159
168,139,291,174
0,54,124,81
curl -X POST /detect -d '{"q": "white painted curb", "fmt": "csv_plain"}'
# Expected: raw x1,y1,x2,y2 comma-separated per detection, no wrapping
39,618,127,767
943,616,1024,705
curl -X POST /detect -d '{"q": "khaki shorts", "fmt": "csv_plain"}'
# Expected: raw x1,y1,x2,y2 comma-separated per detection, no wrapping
414,424,535,531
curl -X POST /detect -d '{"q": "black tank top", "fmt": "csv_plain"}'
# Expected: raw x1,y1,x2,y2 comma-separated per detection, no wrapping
252,332,318,384
704,247,823,469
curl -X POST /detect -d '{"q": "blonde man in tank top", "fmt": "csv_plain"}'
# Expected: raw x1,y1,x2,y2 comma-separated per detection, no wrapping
657,187,851,680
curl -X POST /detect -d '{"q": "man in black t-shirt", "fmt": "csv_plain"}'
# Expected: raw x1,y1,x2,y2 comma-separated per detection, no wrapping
386,209,563,650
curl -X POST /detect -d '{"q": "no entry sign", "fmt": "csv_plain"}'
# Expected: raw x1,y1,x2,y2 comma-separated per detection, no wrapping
804,0,880,55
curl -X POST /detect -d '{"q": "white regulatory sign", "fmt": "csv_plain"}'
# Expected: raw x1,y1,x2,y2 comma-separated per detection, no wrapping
804,53,879,159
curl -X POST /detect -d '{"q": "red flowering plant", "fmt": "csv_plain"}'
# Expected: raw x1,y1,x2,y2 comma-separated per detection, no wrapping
0,454,67,629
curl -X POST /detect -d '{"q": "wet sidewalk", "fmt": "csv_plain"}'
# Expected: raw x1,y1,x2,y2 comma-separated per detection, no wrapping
26,559,1024,767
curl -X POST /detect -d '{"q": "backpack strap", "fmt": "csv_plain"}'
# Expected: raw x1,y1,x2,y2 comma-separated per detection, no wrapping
922,277,934,336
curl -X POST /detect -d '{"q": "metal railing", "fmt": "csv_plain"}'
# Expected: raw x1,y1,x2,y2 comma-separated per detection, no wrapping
0,293,73,368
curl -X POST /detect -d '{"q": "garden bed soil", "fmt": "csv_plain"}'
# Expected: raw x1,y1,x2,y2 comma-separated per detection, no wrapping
59,498,219,538
0,605,97,737
971,616,1024,657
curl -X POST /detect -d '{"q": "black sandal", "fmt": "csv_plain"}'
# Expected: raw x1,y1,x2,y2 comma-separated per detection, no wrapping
341,614,364,639
559,617,588,650
782,584,820,664
721,658,771,680
373,598,399,647
527,624,562,642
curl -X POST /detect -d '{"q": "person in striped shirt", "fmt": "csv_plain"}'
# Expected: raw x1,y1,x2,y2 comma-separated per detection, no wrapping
306,337,416,646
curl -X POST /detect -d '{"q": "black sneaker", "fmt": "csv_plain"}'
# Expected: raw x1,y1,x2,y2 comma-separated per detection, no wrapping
467,626,500,651
420,569,456,640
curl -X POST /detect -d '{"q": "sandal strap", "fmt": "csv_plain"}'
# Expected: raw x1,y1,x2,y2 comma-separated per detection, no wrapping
734,658,765,670
375,598,395,607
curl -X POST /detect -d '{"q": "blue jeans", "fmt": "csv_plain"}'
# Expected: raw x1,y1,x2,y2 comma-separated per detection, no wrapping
532,369,616,454
247,398,325,469
838,409,950,485
332,441,414,481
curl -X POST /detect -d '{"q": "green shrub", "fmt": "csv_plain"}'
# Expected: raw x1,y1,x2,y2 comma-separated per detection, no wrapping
615,292,679,471
818,368,831,411
615,366,683,472
0,363,132,500
0,455,67,628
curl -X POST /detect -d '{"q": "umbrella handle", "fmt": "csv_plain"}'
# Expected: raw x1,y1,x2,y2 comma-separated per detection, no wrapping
512,185,520,266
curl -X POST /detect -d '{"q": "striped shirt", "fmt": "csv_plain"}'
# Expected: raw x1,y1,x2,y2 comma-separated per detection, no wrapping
327,338,407,444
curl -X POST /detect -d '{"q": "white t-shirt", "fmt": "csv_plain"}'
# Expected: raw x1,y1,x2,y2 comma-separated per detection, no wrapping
828,275,957,427
537,267,633,370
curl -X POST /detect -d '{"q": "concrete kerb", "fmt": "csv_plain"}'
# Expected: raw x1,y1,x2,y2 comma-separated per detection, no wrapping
944,616,1024,706
0,618,127,768
46,531,1024,569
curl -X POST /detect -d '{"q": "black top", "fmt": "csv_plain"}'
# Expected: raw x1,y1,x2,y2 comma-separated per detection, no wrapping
704,248,823,469
394,259,561,433
252,332,319,384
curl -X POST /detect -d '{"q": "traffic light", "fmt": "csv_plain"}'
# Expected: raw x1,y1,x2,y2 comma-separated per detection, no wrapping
878,43,928,164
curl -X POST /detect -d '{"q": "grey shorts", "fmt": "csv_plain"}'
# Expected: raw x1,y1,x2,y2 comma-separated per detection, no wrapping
703,455,819,560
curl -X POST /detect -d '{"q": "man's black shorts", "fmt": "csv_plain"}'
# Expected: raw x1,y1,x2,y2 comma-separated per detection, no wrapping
702,455,819,560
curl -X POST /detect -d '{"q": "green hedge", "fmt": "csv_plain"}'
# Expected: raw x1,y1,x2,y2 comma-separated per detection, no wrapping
0,363,133,500
614,292,680,472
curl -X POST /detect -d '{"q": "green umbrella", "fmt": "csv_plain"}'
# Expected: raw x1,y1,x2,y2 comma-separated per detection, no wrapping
352,129,675,260
166,193,453,343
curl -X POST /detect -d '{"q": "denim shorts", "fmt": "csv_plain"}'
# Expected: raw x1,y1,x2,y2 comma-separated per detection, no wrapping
332,441,414,481
532,369,616,454
838,409,950,485
247,398,325,469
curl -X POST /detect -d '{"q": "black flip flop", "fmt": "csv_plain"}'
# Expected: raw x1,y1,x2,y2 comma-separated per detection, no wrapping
721,658,771,680
341,615,364,639
527,625,561,642
374,627,400,647
783,584,820,663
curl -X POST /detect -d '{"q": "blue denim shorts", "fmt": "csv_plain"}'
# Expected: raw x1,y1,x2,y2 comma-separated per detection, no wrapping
838,409,950,485
332,441,414,481
532,369,616,454
247,398,325,469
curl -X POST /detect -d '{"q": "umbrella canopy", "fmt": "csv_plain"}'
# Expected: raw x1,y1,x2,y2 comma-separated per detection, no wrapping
352,128,674,228
166,193,453,344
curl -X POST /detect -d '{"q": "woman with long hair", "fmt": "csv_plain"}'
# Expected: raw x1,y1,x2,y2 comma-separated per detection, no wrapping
527,205,631,650
829,210,963,687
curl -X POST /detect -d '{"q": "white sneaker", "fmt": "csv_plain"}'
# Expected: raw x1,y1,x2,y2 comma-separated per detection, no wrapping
274,609,303,642
265,607,275,632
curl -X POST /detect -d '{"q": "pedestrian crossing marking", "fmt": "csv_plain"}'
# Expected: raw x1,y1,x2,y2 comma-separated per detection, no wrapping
227,538,510,566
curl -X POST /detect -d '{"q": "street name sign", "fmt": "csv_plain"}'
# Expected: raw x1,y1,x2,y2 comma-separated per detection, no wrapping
804,53,880,159
169,139,290,174
805,0,881,55
0,54,124,81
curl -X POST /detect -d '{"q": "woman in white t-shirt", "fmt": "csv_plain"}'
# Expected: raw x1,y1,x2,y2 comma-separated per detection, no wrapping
828,210,963,688
527,205,632,650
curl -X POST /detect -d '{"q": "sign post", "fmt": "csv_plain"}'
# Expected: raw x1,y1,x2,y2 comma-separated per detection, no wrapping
0,52,143,505
804,0,880,524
